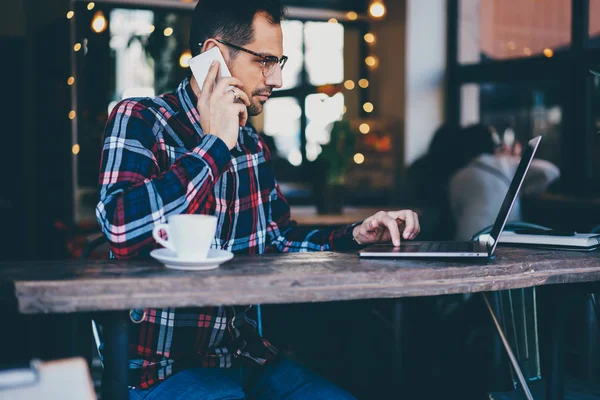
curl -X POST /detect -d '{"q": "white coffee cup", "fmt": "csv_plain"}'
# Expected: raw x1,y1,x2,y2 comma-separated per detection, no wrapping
152,214,217,261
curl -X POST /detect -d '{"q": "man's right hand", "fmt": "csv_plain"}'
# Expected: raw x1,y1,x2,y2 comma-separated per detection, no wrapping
192,61,251,150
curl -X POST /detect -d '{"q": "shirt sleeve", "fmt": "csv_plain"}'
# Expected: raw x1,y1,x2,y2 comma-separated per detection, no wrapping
256,135,361,253
265,181,361,252
95,99,231,259
521,158,560,197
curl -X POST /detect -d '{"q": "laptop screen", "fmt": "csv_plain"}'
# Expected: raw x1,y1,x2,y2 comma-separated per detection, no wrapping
488,136,542,254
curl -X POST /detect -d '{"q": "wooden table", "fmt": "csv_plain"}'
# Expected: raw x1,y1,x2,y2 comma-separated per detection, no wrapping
2,247,600,399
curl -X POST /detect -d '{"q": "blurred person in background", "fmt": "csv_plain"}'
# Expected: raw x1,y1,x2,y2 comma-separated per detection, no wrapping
449,124,559,240
406,124,559,241
405,124,463,240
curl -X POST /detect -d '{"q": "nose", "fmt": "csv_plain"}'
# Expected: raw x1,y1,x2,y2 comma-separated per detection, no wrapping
265,64,283,89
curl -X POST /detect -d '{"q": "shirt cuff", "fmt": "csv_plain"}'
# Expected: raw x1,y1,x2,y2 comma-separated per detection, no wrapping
332,222,364,251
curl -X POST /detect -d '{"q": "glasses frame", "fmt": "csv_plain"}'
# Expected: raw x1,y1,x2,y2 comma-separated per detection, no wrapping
214,39,288,77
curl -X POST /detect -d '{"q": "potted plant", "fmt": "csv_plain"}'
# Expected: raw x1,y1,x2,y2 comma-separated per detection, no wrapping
313,118,357,214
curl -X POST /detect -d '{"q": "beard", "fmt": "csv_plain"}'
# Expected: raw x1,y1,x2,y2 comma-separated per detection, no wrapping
248,100,263,116
247,88,272,116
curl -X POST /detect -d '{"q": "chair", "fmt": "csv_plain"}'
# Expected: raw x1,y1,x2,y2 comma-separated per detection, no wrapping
80,234,109,260
473,222,600,400
79,235,108,363
0,358,96,399
470,222,546,400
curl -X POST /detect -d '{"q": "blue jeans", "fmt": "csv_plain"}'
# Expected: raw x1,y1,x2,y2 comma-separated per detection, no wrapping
129,357,356,400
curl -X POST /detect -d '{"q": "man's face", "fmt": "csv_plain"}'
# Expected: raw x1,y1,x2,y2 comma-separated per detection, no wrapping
222,12,284,116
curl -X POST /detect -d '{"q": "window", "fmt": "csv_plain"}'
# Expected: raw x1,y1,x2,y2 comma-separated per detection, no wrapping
459,0,571,64
450,0,600,195
305,92,345,162
278,20,303,90
461,83,563,167
261,20,347,168
264,97,302,165
304,22,345,86
108,9,156,113
591,0,600,47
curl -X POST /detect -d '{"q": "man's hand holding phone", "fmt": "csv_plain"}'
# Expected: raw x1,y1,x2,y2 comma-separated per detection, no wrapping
192,61,250,150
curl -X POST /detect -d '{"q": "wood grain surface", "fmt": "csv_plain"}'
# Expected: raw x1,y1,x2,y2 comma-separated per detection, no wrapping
1,247,599,314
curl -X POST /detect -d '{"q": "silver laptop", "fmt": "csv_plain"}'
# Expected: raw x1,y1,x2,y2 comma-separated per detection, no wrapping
359,135,542,259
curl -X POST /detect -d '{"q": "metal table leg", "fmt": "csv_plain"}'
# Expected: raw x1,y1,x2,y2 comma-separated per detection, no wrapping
546,286,565,400
587,293,600,383
482,293,534,400
101,311,129,400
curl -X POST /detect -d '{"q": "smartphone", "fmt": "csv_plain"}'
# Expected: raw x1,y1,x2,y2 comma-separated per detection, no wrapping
189,47,232,91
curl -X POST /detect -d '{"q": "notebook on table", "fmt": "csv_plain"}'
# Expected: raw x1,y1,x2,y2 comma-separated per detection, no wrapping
497,230,600,251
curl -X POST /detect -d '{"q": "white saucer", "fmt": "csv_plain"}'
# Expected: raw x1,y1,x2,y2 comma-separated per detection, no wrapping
150,248,234,270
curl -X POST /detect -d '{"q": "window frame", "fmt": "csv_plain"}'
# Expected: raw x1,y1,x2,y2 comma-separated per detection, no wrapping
446,0,600,195
270,18,370,167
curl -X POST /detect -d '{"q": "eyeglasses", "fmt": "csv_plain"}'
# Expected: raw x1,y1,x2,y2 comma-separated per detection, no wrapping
215,39,288,78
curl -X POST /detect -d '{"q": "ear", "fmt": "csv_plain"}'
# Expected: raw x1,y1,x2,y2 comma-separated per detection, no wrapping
200,39,230,64
200,39,218,53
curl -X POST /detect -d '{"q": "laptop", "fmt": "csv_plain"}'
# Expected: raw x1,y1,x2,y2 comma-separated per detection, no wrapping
359,135,543,259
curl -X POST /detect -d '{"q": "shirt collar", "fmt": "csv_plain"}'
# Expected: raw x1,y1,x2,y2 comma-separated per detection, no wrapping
177,77,204,136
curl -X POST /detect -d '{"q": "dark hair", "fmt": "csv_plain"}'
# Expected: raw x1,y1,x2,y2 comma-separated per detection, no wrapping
422,123,496,184
459,123,496,163
189,0,286,56
427,123,463,180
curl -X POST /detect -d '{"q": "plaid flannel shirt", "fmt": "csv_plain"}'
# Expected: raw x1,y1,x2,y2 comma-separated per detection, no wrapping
96,78,359,389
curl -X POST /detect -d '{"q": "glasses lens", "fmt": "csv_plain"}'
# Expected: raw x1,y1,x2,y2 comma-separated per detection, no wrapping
263,57,278,77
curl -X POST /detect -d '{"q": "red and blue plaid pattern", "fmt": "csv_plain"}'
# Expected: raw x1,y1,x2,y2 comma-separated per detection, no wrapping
96,78,358,389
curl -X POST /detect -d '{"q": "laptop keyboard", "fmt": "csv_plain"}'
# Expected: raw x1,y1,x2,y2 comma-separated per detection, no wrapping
417,242,474,252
